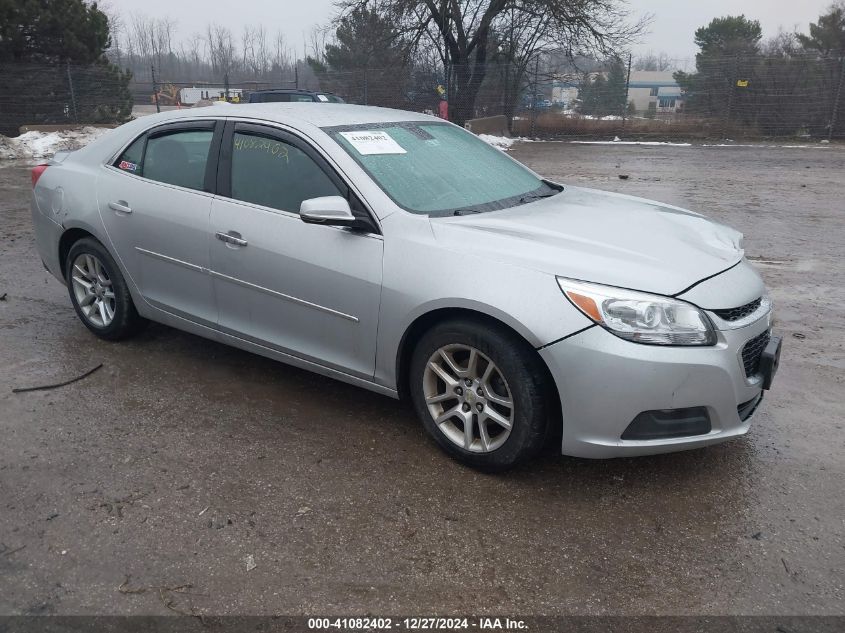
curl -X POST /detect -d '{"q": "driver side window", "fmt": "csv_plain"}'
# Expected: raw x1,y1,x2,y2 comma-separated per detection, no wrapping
229,132,342,213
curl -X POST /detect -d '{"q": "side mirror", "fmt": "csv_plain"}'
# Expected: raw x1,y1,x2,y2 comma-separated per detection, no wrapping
300,196,355,226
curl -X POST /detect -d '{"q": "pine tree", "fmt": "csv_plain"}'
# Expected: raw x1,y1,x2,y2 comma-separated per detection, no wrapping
0,0,132,135
307,6,410,108
797,2,845,57
0,0,111,63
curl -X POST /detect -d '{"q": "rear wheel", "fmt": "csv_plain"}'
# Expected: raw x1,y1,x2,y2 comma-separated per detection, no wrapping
409,319,551,471
66,237,145,340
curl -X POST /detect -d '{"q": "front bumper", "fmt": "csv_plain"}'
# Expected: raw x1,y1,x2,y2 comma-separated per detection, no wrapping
539,309,774,458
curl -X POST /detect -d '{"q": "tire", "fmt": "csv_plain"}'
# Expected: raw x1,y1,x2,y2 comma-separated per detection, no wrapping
65,237,146,340
409,318,552,471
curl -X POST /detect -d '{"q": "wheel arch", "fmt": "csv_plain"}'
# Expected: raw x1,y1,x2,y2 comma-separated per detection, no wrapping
58,227,99,280
57,225,142,312
394,307,562,424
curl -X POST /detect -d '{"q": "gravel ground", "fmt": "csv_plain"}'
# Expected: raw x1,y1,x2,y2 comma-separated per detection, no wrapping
0,142,843,617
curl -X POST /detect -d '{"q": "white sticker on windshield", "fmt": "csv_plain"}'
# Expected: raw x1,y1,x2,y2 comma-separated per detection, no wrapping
339,130,406,155
317,94,329,102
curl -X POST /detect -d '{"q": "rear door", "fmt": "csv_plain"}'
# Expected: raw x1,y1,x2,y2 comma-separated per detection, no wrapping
97,120,222,326
208,121,383,378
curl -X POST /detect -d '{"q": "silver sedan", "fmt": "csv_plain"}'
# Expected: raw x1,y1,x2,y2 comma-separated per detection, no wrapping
30,103,782,470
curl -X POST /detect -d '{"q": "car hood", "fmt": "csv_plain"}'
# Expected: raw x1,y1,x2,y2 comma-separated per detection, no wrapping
429,185,743,296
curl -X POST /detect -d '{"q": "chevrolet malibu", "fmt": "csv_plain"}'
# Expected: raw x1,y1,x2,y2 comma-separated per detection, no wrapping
30,103,782,470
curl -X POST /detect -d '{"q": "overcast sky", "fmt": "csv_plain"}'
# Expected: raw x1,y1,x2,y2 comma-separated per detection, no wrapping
103,0,833,62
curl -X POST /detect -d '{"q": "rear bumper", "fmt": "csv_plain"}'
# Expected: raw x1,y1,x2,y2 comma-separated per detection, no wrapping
539,310,773,458
31,193,64,283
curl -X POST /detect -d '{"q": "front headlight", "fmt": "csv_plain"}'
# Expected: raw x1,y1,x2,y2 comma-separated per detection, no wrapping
557,278,716,346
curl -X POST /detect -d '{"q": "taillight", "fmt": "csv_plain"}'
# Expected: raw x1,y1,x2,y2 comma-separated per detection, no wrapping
31,164,49,188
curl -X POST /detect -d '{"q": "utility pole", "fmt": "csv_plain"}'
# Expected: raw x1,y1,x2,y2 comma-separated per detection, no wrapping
441,0,450,120
622,52,633,128
530,55,540,138
66,61,78,122
829,57,845,141
723,55,739,139
151,64,160,114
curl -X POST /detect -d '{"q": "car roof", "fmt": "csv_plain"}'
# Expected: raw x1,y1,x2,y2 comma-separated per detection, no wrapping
139,103,441,129
72,103,445,164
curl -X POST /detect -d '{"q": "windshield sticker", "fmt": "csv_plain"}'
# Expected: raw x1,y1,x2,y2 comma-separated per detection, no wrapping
317,94,329,102
339,130,406,155
118,160,138,172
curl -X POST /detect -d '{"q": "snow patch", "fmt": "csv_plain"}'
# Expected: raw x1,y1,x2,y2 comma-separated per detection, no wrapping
478,134,517,150
578,114,624,121
570,139,832,149
0,127,110,161
571,140,693,147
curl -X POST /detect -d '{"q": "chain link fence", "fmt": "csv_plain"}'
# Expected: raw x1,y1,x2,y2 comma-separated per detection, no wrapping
0,62,132,136
2,52,844,140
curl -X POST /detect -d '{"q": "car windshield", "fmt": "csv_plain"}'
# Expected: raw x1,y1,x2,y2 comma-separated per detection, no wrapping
324,122,559,216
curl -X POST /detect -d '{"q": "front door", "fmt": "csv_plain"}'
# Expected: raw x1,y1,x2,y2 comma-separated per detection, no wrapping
97,121,221,326
209,122,383,378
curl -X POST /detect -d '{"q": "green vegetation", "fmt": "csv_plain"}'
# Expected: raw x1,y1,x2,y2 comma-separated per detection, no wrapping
674,6,845,136
0,0,132,135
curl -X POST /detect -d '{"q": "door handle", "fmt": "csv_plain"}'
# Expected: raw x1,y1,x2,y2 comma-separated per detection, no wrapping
216,231,248,247
108,200,132,214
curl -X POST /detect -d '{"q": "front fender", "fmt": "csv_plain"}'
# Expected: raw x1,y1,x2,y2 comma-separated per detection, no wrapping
373,213,592,390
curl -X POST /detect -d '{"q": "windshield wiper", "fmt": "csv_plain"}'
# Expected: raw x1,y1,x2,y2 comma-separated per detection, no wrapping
518,191,558,204
452,208,484,216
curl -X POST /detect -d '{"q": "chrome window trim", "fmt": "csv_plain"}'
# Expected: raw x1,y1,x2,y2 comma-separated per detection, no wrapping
101,115,382,235
103,117,221,167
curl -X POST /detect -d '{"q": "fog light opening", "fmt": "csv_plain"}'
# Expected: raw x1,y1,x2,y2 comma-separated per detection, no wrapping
621,407,712,441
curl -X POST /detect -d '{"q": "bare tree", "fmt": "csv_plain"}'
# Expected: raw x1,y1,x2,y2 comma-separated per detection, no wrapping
205,24,237,78
272,30,295,84
123,14,177,78
633,50,674,72
255,25,271,77
492,7,555,126
242,26,258,76
101,4,125,67
339,0,649,124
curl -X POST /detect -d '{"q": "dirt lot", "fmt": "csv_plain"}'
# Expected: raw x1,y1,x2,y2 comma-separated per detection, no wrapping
0,142,843,617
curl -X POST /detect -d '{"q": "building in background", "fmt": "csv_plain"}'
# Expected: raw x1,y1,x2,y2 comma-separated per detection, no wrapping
179,86,243,105
626,71,683,115
551,81,580,109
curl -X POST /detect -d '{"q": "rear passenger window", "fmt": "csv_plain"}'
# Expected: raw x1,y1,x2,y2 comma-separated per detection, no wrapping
115,136,145,174
230,132,342,213
143,130,213,191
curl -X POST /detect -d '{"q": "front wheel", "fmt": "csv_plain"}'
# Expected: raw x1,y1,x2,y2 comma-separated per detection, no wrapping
409,319,552,471
66,237,146,340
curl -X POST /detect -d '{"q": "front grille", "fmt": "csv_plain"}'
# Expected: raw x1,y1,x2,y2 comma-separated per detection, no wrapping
713,297,762,322
742,330,770,377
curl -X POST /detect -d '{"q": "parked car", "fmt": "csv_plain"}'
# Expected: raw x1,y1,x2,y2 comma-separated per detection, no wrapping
247,89,344,104
30,103,781,470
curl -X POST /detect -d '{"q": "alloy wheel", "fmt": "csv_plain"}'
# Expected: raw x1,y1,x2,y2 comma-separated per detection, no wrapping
71,253,116,328
422,344,514,453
